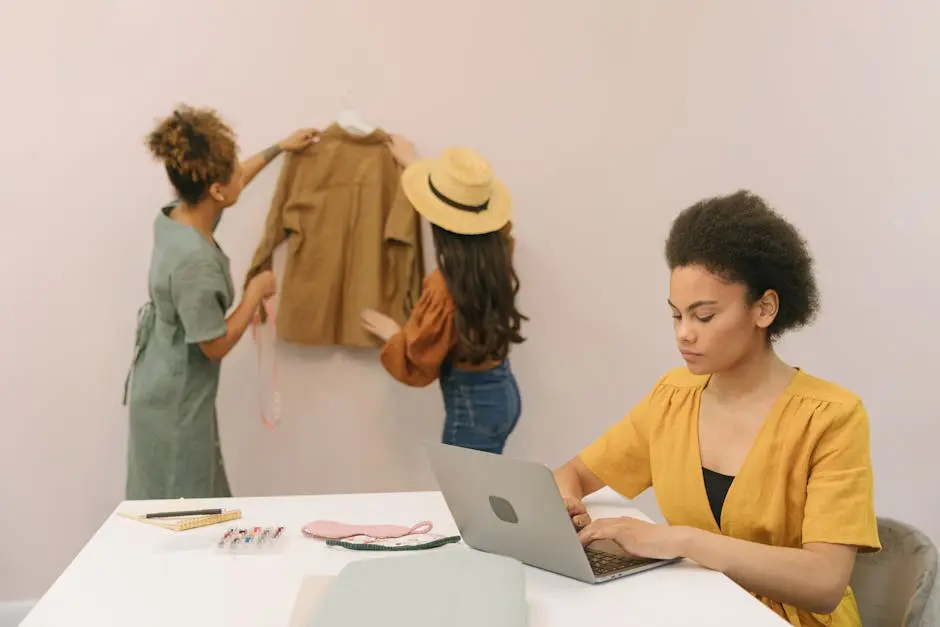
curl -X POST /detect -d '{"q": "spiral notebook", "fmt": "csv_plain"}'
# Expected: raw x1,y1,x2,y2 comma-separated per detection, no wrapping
118,509,242,531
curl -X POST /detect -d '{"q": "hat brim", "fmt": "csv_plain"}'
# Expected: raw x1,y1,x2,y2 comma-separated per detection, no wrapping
401,158,511,235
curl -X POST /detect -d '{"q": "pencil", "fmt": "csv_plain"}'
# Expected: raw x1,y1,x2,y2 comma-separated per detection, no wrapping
144,508,223,519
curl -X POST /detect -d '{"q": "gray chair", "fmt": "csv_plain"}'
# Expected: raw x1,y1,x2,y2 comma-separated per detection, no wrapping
851,517,940,626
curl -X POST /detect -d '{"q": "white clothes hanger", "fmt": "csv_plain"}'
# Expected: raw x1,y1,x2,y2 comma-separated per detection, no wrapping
337,90,375,136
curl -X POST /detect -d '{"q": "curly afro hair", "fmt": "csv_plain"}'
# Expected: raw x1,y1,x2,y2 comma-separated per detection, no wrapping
146,104,239,205
665,190,820,340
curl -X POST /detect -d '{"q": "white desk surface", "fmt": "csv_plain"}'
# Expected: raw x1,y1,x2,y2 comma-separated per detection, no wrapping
22,488,787,626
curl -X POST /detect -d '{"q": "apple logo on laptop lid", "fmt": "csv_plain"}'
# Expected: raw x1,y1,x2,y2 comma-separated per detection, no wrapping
489,495,519,524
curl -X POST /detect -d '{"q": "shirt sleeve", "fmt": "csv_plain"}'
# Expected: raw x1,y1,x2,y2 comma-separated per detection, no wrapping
171,254,229,345
244,153,297,287
382,183,425,322
379,276,455,387
802,400,881,552
578,377,665,499
384,184,418,246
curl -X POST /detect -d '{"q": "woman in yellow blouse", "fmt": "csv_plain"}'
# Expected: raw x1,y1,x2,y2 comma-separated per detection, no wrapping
554,191,879,627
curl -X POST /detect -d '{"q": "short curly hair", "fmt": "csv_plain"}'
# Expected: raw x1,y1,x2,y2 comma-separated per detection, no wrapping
664,190,820,340
146,104,239,205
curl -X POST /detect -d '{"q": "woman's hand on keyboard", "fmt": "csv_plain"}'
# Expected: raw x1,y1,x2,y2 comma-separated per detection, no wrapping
563,496,592,531
577,516,682,560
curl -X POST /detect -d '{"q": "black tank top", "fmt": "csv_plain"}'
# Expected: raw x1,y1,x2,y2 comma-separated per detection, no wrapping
702,467,735,527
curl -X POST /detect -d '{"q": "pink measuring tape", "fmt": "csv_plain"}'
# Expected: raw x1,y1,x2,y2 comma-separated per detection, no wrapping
251,298,280,429
301,520,434,541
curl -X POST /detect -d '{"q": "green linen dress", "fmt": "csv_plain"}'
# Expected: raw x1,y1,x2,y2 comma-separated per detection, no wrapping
124,204,234,499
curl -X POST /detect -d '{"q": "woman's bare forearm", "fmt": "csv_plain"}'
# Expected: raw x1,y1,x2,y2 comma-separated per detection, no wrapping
553,457,606,499
239,143,283,189
199,292,262,361
676,528,856,615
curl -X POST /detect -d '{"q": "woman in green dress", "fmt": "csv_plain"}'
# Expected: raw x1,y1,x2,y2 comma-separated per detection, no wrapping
124,105,317,499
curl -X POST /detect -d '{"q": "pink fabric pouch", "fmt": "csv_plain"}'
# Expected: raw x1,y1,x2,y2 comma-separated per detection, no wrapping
302,520,433,540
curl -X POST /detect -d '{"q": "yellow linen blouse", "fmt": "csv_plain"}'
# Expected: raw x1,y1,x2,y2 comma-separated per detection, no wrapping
580,367,880,627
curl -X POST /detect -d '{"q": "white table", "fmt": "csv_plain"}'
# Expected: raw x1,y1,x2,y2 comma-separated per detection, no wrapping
22,489,786,626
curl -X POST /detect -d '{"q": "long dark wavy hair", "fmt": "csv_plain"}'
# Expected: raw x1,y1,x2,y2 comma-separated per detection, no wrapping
432,224,526,364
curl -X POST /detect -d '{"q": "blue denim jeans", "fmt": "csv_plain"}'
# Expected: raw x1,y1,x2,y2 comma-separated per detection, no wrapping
439,360,521,454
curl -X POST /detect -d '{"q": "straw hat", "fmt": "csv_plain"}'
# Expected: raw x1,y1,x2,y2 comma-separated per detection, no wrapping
401,148,511,235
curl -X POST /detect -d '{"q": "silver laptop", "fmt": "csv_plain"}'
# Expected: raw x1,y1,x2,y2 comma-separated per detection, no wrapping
425,442,679,584
307,549,526,627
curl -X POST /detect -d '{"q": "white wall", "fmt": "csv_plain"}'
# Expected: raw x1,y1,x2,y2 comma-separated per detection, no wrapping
1,0,938,601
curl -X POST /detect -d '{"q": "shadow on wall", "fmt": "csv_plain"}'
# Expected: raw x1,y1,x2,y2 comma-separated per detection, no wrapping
219,339,445,497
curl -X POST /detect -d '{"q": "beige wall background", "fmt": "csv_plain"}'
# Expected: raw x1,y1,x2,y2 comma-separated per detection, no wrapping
1,0,937,601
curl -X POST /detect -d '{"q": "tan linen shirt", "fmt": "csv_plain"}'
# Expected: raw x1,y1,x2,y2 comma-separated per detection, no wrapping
245,125,424,347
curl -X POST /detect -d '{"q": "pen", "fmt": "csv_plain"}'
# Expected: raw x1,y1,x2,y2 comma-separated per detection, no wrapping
145,508,223,519
218,528,235,548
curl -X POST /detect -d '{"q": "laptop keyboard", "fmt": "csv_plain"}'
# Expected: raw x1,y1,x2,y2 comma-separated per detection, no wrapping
585,547,661,576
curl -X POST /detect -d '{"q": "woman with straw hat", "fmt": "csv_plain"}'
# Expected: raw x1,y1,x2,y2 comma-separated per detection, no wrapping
361,137,525,454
